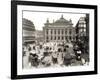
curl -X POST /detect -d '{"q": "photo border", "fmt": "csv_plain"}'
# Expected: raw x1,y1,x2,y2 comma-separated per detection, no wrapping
11,0,98,79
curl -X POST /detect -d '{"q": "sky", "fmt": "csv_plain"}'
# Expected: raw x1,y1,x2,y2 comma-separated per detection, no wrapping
23,11,86,30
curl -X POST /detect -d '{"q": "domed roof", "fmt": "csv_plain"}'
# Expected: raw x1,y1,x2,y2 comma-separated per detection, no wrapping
22,18,35,31
23,18,34,26
53,15,72,25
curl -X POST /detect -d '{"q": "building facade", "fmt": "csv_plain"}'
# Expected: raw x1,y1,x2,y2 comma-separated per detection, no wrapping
22,18,35,44
75,14,89,40
75,14,89,54
43,15,76,42
86,14,89,39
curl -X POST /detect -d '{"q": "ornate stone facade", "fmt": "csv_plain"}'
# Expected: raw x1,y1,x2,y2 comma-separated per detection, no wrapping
43,15,76,42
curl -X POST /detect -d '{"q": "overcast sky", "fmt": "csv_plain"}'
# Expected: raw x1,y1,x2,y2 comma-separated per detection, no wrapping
23,11,86,30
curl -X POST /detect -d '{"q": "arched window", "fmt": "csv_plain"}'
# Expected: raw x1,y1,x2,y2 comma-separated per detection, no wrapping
58,36,60,40
62,29,64,34
69,29,72,35
54,29,56,34
51,36,52,40
62,36,64,40
69,36,71,40
46,29,48,34
58,29,60,34
65,36,68,42
54,36,56,40
46,36,48,40
51,29,52,34
65,30,67,34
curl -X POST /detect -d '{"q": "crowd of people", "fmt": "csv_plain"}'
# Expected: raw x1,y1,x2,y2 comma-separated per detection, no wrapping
22,41,89,69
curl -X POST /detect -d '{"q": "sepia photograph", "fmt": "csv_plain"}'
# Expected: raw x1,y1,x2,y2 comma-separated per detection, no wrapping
22,11,89,69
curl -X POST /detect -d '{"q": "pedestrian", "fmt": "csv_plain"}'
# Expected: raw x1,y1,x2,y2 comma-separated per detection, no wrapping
29,53,39,67
63,45,72,66
57,48,64,66
52,51,58,64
